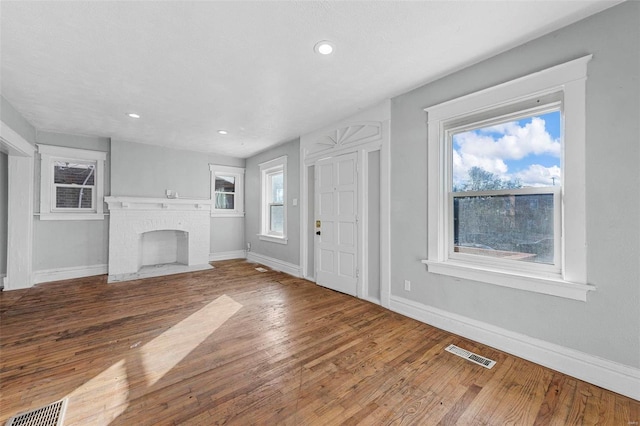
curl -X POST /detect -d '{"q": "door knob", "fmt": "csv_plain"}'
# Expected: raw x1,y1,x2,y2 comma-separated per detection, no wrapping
316,231,321,235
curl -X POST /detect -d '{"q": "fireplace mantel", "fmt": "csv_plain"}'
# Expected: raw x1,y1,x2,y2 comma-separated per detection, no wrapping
105,196,212,211
105,196,213,282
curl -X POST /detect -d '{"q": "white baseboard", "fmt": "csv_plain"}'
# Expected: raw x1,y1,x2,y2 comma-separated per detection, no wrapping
390,295,640,401
362,295,382,305
246,252,301,277
34,264,108,284
209,250,247,261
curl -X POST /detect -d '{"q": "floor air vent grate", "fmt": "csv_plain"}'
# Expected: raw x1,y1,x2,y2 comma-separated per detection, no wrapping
445,344,496,369
6,399,68,426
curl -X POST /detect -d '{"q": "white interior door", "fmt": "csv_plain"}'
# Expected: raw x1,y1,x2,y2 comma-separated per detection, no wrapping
315,152,358,296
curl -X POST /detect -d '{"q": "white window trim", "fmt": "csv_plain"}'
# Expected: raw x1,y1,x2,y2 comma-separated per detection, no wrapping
423,55,595,301
258,155,287,244
209,164,245,217
38,144,106,221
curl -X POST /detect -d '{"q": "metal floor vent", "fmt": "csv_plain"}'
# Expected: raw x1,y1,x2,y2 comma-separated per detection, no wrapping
445,344,496,369
5,399,68,426
255,267,268,272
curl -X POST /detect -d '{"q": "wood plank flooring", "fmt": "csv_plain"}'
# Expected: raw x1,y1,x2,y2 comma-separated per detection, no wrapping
1,259,638,425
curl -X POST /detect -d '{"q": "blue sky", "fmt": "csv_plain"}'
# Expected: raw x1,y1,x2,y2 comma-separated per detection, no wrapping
452,110,561,188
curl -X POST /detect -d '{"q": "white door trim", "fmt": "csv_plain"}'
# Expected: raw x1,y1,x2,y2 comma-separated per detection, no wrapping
1,122,35,156
1,120,35,290
300,101,391,307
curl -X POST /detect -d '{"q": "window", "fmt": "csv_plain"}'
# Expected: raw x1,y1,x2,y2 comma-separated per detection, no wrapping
259,155,287,244
38,145,106,220
424,56,594,301
209,165,244,217
450,104,562,272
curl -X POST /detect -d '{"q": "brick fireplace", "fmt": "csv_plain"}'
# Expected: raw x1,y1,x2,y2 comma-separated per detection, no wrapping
105,196,213,282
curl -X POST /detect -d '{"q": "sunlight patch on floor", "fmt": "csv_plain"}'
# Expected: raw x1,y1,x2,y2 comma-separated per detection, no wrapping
63,294,242,423
141,294,243,386
64,359,129,424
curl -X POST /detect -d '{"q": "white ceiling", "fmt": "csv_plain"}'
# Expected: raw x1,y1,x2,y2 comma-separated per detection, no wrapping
1,1,620,158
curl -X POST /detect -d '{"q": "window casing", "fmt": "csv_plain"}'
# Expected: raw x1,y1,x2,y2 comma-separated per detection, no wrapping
38,145,106,220
259,156,287,244
424,56,594,301
209,165,245,217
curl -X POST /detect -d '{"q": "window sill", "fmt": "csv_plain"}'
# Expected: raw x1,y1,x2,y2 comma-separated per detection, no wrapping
211,212,245,218
38,213,105,221
421,259,595,302
258,234,288,245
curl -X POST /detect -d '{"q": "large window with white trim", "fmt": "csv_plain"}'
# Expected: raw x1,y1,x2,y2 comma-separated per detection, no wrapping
38,144,106,220
424,56,593,301
259,156,287,244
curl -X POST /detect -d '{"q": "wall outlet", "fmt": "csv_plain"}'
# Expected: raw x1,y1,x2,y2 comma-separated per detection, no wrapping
247,242,251,252
404,280,411,291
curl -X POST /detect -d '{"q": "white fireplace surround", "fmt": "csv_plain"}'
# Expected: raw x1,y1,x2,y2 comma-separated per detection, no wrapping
105,196,213,282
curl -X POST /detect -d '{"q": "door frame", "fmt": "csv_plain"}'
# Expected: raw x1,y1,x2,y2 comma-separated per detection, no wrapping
0,121,35,290
299,101,390,307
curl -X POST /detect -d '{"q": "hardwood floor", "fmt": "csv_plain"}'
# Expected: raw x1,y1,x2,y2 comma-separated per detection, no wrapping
1,259,638,425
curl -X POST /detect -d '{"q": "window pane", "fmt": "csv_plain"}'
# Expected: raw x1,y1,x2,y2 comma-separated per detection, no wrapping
452,111,561,192
215,175,235,193
54,162,95,185
454,193,554,264
215,193,235,210
56,187,93,209
270,204,284,233
270,172,284,203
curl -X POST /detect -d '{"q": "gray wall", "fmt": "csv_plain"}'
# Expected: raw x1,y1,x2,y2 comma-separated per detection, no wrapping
34,131,111,271
390,1,639,368
245,139,301,266
111,139,246,254
111,139,244,199
210,217,245,254
0,153,7,275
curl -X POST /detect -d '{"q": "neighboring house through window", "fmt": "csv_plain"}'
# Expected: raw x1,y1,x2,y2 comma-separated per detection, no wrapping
259,155,287,244
38,144,106,220
209,164,245,217
424,55,594,301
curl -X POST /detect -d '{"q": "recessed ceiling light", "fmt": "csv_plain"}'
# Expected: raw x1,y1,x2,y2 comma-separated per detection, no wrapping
314,40,334,55
218,130,228,135
127,113,140,119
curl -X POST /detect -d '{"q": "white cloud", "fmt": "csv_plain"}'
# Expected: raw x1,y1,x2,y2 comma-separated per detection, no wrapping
514,164,561,187
452,117,560,187
452,148,507,185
